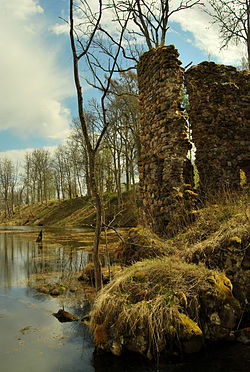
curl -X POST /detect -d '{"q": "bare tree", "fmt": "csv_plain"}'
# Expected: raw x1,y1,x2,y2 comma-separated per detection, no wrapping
31,149,51,204
69,0,131,290
71,112,105,197
51,148,64,200
104,72,139,201
206,0,250,69
109,0,203,51
23,153,32,204
110,72,140,187
22,149,54,205
0,158,17,218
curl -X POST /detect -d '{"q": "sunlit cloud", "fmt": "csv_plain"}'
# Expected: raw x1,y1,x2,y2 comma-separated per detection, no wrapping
51,0,117,37
0,146,58,166
50,22,69,35
170,3,245,66
0,0,74,141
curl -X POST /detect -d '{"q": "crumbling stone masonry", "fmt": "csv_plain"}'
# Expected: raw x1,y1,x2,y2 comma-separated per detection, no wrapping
185,62,250,192
137,46,191,234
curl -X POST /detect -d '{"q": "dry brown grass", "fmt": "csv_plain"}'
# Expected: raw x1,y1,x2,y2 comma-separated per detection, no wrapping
168,190,249,252
89,255,236,357
114,226,173,265
89,191,249,357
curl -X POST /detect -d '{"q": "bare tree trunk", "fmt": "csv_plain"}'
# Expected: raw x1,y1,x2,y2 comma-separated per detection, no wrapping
70,0,103,290
248,14,250,69
89,151,103,291
4,191,7,218
125,151,130,191
11,185,15,214
117,152,122,206
76,170,82,196
69,0,127,290
113,150,122,208
85,158,92,197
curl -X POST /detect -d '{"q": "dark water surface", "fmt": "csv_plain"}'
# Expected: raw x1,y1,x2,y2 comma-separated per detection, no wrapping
0,227,94,372
0,227,249,372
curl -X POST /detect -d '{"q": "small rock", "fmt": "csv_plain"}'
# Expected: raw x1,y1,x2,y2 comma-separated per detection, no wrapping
51,288,61,296
235,328,250,344
111,341,122,356
183,334,203,354
39,286,50,294
53,309,79,322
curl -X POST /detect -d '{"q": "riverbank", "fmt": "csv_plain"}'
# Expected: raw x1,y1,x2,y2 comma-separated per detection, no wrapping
0,191,138,228
1,190,249,363
89,190,250,359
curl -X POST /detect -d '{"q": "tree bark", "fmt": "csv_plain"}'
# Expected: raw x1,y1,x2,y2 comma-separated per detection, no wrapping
89,150,103,291
70,0,103,290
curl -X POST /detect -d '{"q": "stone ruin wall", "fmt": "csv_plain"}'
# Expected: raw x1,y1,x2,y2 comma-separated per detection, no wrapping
137,46,191,233
185,62,250,192
137,48,250,235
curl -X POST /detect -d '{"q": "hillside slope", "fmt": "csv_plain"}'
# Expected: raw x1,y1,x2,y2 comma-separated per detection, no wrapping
0,192,138,228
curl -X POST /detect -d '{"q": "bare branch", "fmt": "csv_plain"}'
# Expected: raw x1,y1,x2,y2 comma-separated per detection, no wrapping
94,9,132,153
110,0,203,50
205,0,249,68
77,0,103,59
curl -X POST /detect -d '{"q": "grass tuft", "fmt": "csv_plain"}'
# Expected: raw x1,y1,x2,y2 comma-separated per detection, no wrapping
89,255,240,357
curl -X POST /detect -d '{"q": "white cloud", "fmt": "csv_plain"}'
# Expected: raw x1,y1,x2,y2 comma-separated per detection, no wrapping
1,0,44,20
51,0,119,37
50,22,69,35
0,146,58,166
170,3,245,66
0,0,74,141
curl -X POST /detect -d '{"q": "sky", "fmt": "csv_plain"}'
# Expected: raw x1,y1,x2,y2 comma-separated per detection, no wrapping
0,0,246,164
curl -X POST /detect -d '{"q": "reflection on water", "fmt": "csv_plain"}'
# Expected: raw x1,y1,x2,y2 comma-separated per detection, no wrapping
0,232,89,289
0,228,95,372
0,228,249,372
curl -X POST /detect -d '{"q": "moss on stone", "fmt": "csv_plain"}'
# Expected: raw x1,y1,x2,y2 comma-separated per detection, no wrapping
229,236,242,245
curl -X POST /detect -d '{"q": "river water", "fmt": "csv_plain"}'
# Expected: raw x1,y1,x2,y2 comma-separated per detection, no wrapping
0,227,249,372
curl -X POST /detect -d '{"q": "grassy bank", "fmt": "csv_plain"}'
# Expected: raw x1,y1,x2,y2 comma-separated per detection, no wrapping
0,191,138,228
2,188,249,360
89,190,250,358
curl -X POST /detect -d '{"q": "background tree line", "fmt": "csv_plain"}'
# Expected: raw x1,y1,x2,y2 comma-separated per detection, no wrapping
0,72,139,217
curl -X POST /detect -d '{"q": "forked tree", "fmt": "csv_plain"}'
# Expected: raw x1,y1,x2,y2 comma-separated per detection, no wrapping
69,0,132,290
